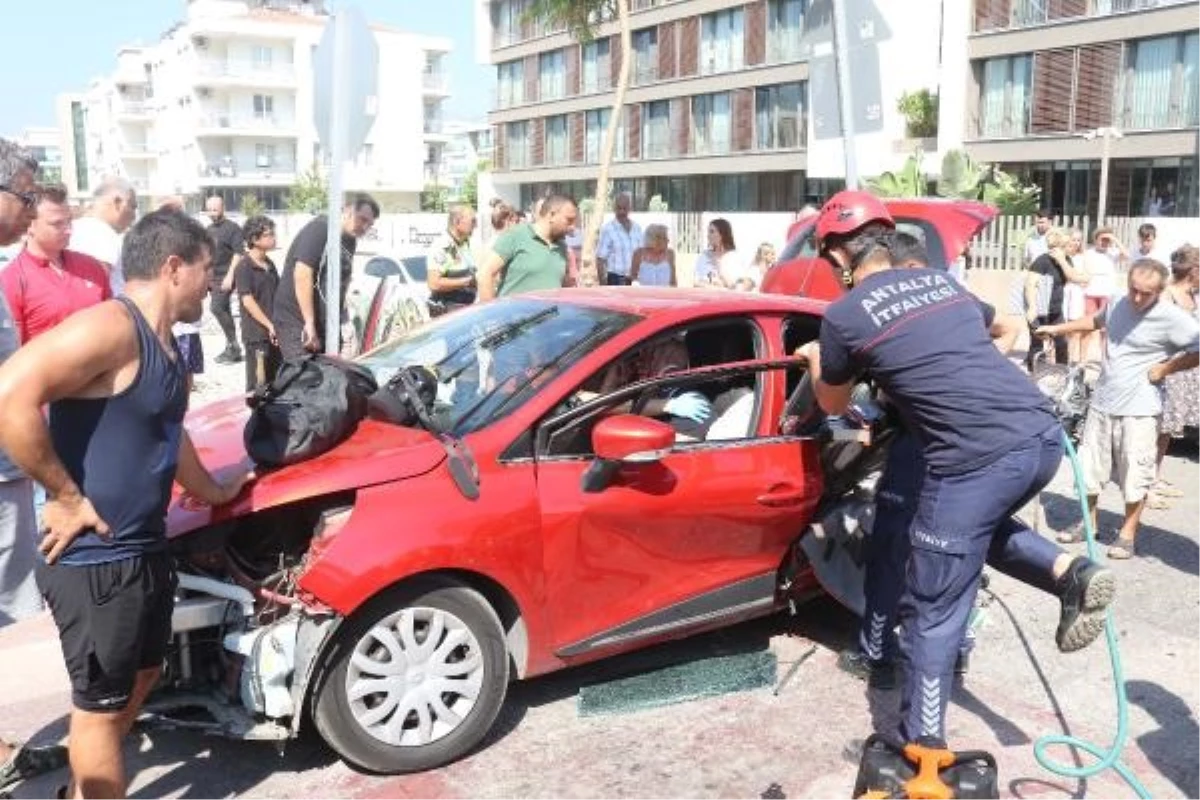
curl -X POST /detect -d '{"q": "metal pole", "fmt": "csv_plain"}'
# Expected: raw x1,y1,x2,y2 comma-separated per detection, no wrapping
324,11,350,356
1097,128,1111,226
830,0,859,189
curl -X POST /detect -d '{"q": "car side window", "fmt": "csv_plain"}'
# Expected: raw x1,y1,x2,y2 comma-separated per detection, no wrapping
538,368,766,460
778,224,818,262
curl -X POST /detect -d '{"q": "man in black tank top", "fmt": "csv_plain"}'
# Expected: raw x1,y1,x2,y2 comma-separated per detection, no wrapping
0,209,254,799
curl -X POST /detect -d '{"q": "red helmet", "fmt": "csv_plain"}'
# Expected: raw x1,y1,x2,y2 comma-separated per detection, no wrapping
814,190,894,246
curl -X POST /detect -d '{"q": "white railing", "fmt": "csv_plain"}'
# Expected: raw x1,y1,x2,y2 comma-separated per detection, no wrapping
202,160,298,179
196,59,295,81
197,113,297,131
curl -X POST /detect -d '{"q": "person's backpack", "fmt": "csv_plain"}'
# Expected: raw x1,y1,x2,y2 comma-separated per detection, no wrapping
244,354,378,468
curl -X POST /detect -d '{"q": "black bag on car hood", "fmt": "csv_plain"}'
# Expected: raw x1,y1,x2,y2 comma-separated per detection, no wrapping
244,354,378,467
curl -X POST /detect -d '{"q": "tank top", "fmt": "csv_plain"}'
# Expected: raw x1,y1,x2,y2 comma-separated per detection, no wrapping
636,255,673,287
50,297,188,565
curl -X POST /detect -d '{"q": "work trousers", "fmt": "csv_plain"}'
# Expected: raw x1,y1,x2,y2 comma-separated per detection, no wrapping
898,426,1064,744
860,432,973,665
210,285,239,348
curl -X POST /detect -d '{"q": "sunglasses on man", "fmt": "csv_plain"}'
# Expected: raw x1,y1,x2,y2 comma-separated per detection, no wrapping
0,185,36,209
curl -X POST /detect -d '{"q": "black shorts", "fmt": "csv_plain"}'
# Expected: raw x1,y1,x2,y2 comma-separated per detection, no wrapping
36,552,177,712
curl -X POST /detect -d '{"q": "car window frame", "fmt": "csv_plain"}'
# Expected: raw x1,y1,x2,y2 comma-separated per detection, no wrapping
532,358,810,463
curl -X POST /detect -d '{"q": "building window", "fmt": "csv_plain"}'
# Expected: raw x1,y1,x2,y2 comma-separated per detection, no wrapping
252,45,273,69
507,121,530,168
978,54,1032,137
756,82,806,150
766,0,805,63
1121,32,1199,130
253,94,275,120
633,28,658,83
494,0,527,47
497,60,524,107
545,115,569,165
539,50,566,100
585,108,626,163
582,39,611,93
691,92,732,155
255,143,276,168
642,100,671,159
700,8,744,76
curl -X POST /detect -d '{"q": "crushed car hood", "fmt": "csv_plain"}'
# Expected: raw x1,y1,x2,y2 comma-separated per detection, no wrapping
167,396,446,538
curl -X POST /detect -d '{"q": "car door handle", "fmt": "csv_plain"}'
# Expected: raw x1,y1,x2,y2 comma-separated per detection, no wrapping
757,486,807,507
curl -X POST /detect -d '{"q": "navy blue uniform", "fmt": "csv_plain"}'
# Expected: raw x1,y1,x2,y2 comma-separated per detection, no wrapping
820,268,1063,744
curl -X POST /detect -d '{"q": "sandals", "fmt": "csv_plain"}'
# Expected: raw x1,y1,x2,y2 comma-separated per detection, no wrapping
0,741,70,796
1056,523,1085,544
1107,538,1136,560
1145,494,1172,510
1152,480,1184,498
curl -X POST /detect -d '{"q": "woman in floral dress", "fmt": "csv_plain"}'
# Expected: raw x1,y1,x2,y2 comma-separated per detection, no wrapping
1150,244,1199,508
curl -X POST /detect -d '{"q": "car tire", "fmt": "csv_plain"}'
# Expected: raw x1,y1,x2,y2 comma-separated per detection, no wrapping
313,580,510,774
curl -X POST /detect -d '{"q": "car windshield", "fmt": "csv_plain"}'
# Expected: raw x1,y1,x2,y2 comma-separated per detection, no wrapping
359,299,639,434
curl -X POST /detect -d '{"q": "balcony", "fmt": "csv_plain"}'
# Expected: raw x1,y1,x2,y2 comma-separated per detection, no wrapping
422,71,450,95
200,157,298,185
119,143,157,159
194,58,296,88
115,100,155,120
195,113,299,138
424,119,449,139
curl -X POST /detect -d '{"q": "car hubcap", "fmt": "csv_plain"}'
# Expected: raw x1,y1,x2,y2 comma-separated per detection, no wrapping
346,606,485,747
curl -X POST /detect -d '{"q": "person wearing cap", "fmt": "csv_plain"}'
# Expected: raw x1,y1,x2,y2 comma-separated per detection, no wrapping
795,190,1114,752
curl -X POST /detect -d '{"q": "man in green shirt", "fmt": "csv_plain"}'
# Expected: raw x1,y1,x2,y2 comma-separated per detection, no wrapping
478,194,577,300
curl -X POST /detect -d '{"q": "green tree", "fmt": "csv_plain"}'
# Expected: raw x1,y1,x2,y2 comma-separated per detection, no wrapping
868,148,1040,215
285,165,328,213
897,89,939,139
240,193,265,219
421,184,449,212
460,159,488,209
524,0,630,286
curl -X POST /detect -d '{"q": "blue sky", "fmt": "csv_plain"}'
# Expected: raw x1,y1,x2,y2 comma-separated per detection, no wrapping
6,0,492,134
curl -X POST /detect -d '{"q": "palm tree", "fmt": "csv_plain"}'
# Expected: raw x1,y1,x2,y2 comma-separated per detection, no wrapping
524,0,631,287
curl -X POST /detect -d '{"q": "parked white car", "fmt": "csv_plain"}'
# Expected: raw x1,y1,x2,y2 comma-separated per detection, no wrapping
347,253,432,355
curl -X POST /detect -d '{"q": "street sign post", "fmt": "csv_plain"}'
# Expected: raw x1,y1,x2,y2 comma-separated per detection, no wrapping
312,6,378,355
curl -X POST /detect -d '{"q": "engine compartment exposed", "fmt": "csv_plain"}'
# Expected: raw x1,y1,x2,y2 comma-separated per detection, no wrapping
143,493,355,738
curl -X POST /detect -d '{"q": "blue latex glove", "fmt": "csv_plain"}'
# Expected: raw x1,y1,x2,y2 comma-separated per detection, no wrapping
664,391,712,423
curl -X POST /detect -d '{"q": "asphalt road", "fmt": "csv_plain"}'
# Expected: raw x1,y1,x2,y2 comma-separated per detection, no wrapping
1,308,1196,799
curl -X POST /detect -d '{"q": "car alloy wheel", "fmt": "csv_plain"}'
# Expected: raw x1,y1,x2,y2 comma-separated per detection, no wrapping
346,606,484,747
313,581,510,774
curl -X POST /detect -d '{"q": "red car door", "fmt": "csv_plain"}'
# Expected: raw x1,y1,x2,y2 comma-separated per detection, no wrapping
532,362,823,659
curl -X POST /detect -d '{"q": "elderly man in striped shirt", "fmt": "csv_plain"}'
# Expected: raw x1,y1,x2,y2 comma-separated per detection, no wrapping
596,192,643,287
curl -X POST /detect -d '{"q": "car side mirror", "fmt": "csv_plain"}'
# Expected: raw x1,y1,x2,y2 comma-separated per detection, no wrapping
582,414,676,493
364,257,401,279
593,414,675,462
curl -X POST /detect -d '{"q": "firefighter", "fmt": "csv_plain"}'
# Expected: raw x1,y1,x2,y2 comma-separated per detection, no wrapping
796,190,1114,748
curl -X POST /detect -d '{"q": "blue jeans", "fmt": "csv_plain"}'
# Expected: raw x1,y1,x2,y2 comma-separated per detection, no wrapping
898,426,1064,744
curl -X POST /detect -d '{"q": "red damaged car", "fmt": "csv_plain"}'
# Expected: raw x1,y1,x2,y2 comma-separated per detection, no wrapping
153,289,893,773
762,198,999,299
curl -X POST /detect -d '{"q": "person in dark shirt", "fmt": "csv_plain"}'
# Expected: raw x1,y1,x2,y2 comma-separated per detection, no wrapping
272,193,378,359
0,208,252,799
1023,228,1088,370
233,215,281,391
796,191,1113,752
204,196,245,363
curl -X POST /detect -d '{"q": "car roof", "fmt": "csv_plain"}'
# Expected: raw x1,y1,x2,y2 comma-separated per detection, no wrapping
518,286,828,317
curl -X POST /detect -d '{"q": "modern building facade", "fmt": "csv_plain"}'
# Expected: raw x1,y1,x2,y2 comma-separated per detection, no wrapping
429,121,495,198
11,127,64,185
58,0,452,212
965,0,1199,218
483,0,972,211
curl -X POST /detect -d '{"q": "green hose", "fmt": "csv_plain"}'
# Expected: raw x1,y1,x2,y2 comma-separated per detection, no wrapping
1031,432,1150,798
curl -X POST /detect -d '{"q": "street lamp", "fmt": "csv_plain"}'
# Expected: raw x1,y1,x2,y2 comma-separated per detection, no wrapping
1082,126,1122,225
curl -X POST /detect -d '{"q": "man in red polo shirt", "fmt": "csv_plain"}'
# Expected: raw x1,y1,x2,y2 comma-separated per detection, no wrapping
1,184,111,344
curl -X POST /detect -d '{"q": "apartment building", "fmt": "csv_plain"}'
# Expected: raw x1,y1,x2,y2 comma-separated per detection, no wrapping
429,121,496,198
11,127,64,185
58,0,452,212
483,0,971,212
965,0,1199,218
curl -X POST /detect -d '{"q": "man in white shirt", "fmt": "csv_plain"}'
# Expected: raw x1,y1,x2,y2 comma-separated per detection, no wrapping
68,177,137,296
1023,208,1052,267
595,192,643,286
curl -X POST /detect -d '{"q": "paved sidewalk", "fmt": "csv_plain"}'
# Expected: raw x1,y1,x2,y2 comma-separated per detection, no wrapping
2,313,1196,799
